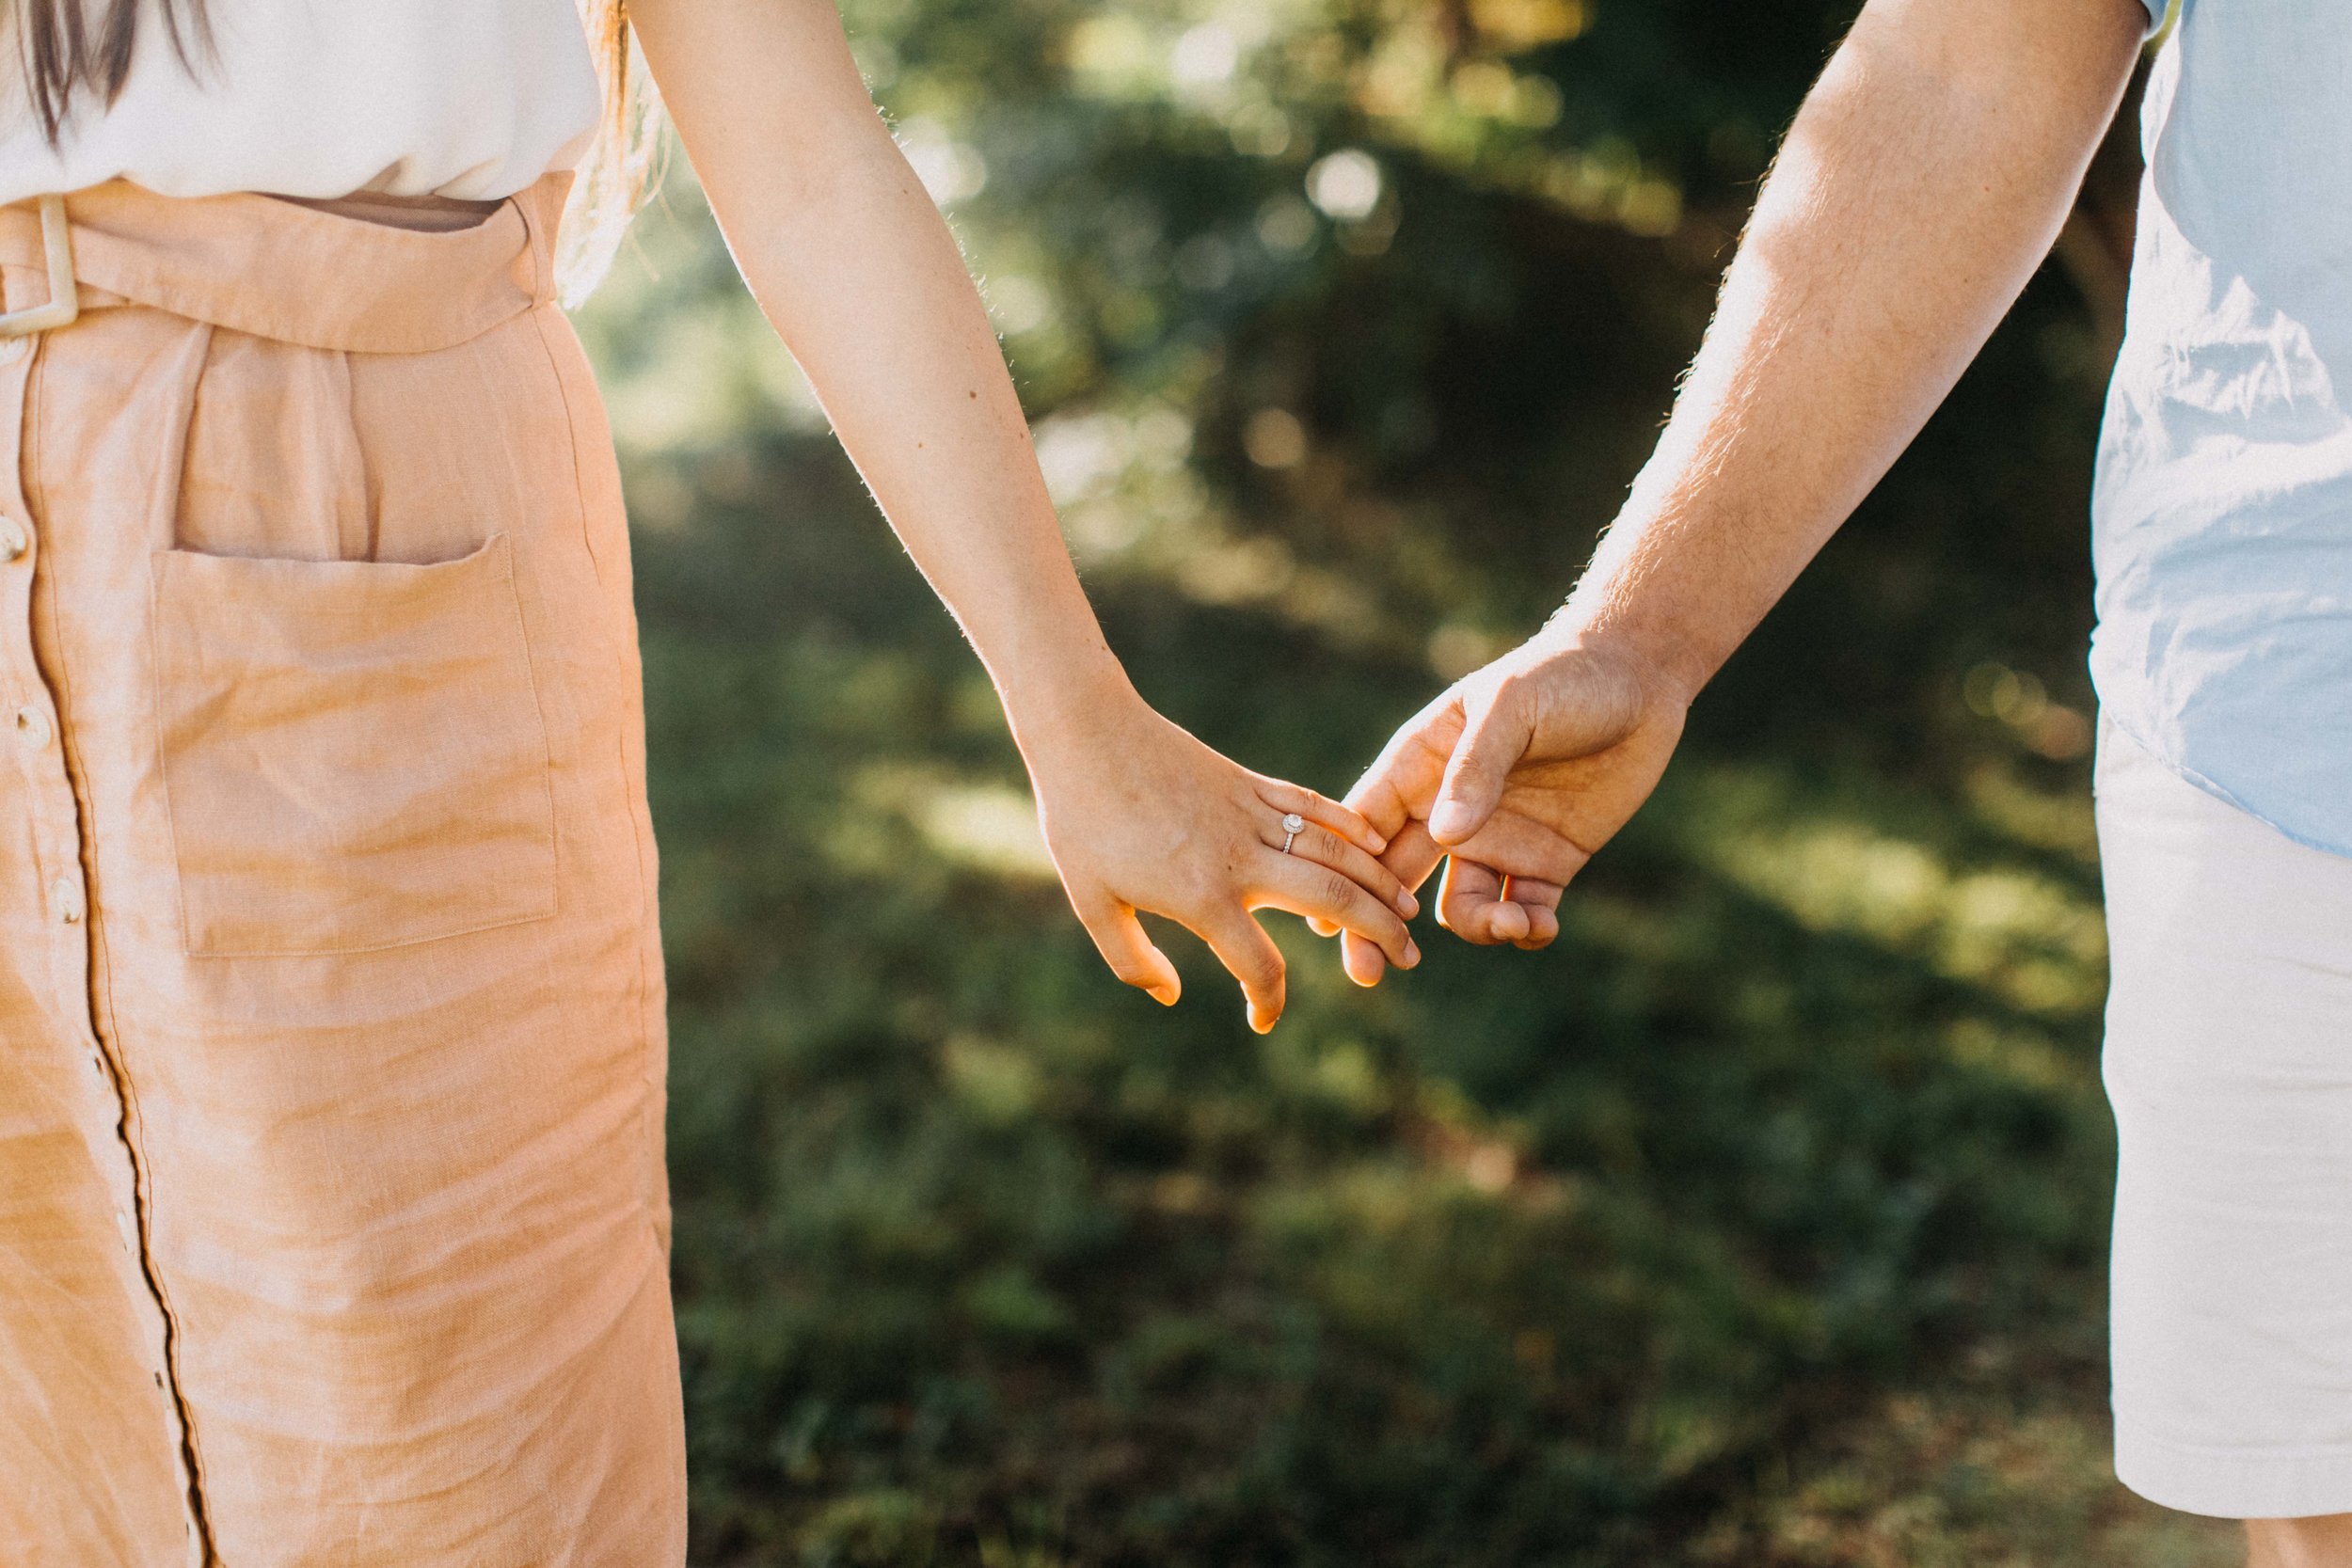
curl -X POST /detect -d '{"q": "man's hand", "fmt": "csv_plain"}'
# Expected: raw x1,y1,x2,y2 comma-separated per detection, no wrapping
1320,632,1686,985
1313,0,2144,987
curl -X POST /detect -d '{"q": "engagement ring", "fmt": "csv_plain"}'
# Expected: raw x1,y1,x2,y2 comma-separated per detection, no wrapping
1280,813,1305,853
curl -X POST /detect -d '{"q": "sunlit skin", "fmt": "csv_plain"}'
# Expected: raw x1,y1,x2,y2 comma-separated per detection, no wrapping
2251,1514,2352,1568
1326,0,2351,1551
1319,0,2148,974
627,0,1421,1034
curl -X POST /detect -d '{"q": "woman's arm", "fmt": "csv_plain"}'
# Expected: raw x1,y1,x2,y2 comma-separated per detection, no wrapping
628,0,1419,1029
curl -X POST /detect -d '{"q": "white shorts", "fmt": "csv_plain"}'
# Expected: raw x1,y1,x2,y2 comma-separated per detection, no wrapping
2099,714,2352,1518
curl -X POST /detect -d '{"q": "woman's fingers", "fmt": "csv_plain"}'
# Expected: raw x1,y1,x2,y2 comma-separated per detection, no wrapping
1252,850,1420,972
1333,819,1446,980
1193,910,1288,1033
1266,819,1418,920
1341,844,1549,974
1068,768,1437,1027
1258,781,1388,858
1073,892,1182,1005
1311,818,1442,938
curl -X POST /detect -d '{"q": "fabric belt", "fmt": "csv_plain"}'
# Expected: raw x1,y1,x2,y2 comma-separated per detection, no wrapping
0,172,570,356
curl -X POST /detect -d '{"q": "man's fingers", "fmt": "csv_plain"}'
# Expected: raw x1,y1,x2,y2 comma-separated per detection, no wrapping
1195,911,1287,1033
1347,854,1560,971
1501,876,1564,950
1437,857,1531,945
1379,818,1447,894
1428,687,1529,847
1253,851,1420,973
1307,689,1468,954
1435,809,1593,889
1343,689,1466,841
1074,895,1182,1005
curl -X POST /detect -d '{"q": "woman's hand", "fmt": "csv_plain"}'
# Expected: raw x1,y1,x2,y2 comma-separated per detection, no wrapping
634,0,1414,1030
1022,691,1422,1033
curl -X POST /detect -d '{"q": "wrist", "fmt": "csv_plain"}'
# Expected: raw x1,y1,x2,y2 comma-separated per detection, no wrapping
995,644,1148,758
1529,602,1705,717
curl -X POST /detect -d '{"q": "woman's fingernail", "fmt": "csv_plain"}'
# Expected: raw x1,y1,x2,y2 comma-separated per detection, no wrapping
1406,939,1422,967
1396,889,1419,917
1152,985,1178,1006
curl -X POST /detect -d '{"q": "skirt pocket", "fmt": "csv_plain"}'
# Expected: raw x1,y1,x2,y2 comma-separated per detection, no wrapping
148,533,556,957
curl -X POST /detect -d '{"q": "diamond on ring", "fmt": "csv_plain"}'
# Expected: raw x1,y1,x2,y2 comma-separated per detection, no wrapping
1280,812,1305,854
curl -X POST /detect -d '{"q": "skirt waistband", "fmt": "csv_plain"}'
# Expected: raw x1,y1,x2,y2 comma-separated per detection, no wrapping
0,172,570,356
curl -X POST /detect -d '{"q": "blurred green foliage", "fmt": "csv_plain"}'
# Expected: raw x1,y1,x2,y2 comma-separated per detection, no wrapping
573,1,2234,1561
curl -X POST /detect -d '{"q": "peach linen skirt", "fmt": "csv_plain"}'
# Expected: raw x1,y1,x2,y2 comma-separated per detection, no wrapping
0,179,684,1564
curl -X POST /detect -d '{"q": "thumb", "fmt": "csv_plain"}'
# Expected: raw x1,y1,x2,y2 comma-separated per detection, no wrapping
1426,684,1528,846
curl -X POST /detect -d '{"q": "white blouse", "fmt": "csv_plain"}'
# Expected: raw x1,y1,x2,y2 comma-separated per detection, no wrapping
0,0,600,209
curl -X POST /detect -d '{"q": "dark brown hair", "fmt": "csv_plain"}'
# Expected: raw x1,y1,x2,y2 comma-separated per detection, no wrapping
22,0,214,141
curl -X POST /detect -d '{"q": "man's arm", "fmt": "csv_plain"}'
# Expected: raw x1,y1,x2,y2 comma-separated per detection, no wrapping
1333,0,2150,982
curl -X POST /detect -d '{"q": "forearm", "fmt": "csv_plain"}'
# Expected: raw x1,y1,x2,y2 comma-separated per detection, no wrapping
730,152,1130,740
630,0,1429,1018
632,0,1132,746
1553,0,2145,705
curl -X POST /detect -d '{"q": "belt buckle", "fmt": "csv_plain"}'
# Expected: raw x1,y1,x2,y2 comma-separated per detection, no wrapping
0,195,78,340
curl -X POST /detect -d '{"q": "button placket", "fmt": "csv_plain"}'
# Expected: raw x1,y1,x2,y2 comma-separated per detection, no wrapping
0,323,207,1554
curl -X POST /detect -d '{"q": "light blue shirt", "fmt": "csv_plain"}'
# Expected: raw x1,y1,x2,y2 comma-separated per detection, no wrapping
2090,0,2352,854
